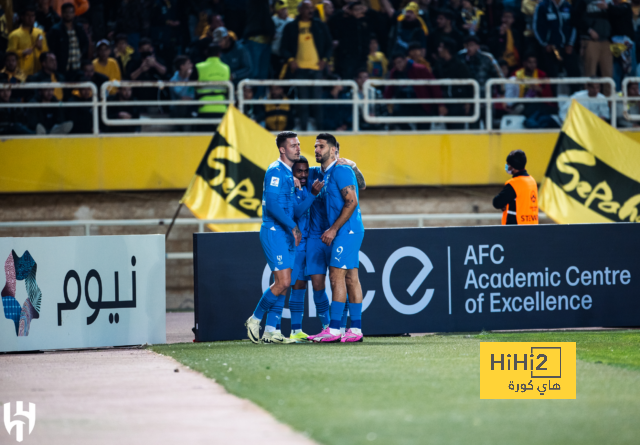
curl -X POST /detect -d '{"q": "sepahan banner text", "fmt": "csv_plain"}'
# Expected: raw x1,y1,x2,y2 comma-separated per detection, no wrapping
0,235,166,352
194,224,640,341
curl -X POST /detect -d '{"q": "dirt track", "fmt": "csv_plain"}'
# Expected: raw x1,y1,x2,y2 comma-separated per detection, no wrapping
0,314,315,445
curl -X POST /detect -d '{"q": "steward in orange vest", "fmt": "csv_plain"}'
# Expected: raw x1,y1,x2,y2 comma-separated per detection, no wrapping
492,150,539,225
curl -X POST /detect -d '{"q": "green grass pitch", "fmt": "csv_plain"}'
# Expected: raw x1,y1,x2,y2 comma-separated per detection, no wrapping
151,330,640,445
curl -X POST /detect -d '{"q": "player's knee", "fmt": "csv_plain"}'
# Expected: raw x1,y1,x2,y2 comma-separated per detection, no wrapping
345,272,360,287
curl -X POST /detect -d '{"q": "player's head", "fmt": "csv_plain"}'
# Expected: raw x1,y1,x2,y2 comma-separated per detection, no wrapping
315,133,338,164
293,156,310,187
506,150,526,172
275,131,301,163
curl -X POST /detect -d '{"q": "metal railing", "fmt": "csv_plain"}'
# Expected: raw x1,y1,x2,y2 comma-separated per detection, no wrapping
237,79,359,131
621,77,640,122
0,213,549,260
3,77,640,136
485,77,617,131
362,79,481,124
99,80,235,127
0,82,99,135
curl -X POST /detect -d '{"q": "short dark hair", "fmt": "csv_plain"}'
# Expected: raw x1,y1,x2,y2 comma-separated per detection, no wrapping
294,155,309,167
81,59,93,68
391,51,407,61
61,2,75,12
20,5,37,15
408,41,424,52
498,58,509,68
438,9,455,21
4,51,18,61
173,55,190,71
115,34,128,45
523,52,537,62
439,37,457,55
276,131,298,149
464,35,480,45
355,68,368,78
139,37,153,48
507,150,527,170
316,133,337,148
206,44,221,58
39,51,53,64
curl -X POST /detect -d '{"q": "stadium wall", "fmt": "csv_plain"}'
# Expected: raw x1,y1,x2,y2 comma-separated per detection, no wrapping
6,132,639,193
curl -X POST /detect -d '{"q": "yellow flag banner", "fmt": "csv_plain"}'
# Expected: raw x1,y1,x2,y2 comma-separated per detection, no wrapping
181,105,315,232
539,100,640,224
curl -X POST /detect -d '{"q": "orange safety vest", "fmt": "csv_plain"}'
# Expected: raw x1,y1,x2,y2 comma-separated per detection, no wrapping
501,175,539,225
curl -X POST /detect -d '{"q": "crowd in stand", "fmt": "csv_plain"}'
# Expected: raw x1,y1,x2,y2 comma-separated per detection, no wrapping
0,0,639,135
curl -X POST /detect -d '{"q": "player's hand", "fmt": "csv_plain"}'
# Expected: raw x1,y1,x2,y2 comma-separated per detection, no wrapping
292,226,302,247
311,179,324,196
294,177,302,189
337,158,355,167
289,60,299,72
321,227,337,246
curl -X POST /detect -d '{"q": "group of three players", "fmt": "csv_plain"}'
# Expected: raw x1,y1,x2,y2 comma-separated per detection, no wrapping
245,131,367,344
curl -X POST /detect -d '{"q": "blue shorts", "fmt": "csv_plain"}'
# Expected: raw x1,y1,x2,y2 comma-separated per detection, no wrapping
260,226,295,272
292,247,310,283
306,236,331,276
329,232,364,270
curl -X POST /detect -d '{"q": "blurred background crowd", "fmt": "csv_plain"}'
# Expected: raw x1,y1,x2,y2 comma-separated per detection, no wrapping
0,0,639,135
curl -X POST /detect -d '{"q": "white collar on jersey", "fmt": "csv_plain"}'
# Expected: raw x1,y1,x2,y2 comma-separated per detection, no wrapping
321,160,337,173
277,158,293,171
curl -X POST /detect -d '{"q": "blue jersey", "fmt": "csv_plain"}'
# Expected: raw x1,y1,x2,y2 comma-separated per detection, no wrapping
307,167,330,238
261,160,296,232
324,163,365,236
294,187,310,247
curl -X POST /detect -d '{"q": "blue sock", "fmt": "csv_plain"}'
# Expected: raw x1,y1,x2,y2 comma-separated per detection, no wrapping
340,300,349,329
265,295,285,329
290,289,305,331
253,288,279,320
329,301,345,330
350,303,362,329
313,289,330,326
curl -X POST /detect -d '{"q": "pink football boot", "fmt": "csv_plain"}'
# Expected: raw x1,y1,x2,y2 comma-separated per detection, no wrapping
311,327,342,343
341,329,363,343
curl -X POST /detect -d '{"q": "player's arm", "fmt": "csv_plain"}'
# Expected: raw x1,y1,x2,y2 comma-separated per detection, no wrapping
321,184,358,246
337,158,366,190
264,171,301,245
294,180,323,219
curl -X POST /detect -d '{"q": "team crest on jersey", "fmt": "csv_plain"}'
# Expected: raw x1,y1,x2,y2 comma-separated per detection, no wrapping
270,177,280,187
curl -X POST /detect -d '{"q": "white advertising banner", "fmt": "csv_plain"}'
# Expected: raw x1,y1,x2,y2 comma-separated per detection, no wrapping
0,235,166,352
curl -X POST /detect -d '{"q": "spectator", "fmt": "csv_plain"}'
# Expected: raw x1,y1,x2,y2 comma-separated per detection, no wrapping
491,58,523,123
80,59,109,93
513,53,558,128
169,55,196,121
1,52,26,83
93,40,122,85
532,0,580,93
385,50,442,129
114,34,135,76
27,52,65,101
409,41,430,70
433,37,472,130
115,0,147,52
8,5,49,76
241,85,260,122
428,9,464,62
572,0,613,96
329,1,370,80
271,1,293,77
488,9,522,71
51,0,89,16
367,35,388,79
262,84,294,131
459,35,500,128
318,0,335,22
126,38,167,101
106,86,141,133
617,82,640,128
460,0,484,36
0,79,33,135
322,82,353,131
192,44,230,126
355,68,385,131
609,0,636,91
35,0,60,33
68,80,95,134
213,27,252,84
46,2,89,79
388,2,428,56
280,0,333,130
559,81,610,121
149,0,182,67
244,0,275,82
26,85,73,134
